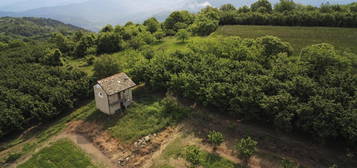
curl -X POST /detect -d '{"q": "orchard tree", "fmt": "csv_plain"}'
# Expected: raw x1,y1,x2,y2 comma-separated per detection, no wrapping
163,10,195,35
143,17,160,33
220,4,236,11
51,32,74,54
274,0,297,12
176,29,190,42
93,55,121,79
74,34,96,58
207,131,224,151
97,32,125,54
251,0,273,13
154,30,165,41
190,15,219,36
42,48,63,66
235,137,257,166
238,5,251,13
142,46,155,60
100,24,114,32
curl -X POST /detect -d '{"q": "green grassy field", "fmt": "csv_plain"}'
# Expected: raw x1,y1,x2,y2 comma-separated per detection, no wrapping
215,25,357,54
85,86,189,144
18,139,97,168
0,101,97,164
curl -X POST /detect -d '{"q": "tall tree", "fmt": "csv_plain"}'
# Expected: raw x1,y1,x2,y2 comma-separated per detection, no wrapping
93,55,121,79
143,17,160,33
251,0,273,13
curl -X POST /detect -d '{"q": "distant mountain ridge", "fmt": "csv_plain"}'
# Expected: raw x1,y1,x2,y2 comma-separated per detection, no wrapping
0,17,86,40
0,0,355,31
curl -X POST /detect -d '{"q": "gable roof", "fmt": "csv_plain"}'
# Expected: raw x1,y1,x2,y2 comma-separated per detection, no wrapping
97,72,136,95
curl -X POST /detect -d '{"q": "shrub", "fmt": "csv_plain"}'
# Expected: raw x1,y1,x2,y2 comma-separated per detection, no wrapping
176,29,190,42
85,55,96,65
184,145,201,168
235,137,257,165
207,131,224,151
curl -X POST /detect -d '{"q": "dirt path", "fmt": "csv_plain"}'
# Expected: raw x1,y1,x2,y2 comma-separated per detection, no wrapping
65,133,116,168
7,130,116,168
141,127,181,168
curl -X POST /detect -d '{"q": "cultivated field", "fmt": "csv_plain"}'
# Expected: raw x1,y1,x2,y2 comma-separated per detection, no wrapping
215,25,357,54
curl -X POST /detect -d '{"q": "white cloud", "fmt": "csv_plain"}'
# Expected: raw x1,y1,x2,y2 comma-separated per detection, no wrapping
198,1,212,8
186,1,212,11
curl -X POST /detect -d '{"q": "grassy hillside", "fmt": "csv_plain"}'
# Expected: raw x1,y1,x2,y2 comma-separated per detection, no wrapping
0,17,85,41
215,25,357,54
18,139,97,168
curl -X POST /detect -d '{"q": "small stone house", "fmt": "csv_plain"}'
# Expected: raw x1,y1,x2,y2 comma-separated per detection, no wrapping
93,72,136,115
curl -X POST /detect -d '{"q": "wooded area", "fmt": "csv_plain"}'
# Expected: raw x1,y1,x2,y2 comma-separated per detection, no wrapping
0,42,91,137
130,36,357,145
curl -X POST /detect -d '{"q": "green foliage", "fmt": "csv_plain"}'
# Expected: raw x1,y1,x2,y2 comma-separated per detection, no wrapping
131,36,357,145
93,55,121,79
163,11,195,35
251,0,273,13
142,46,155,60
154,30,165,41
235,137,257,164
51,32,74,54
85,55,96,65
41,48,63,66
0,17,83,40
144,17,160,33
190,15,219,36
176,29,190,42
218,1,357,27
220,4,236,11
100,24,114,32
207,131,224,149
300,43,351,77
18,139,98,168
74,34,96,58
281,158,298,168
274,0,297,12
105,93,190,143
184,145,201,168
0,44,91,138
160,97,191,122
96,32,125,54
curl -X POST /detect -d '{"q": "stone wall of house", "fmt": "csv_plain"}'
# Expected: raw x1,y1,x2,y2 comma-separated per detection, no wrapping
94,84,110,114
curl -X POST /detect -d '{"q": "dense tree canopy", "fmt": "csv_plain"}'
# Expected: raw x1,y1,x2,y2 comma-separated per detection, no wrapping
218,0,357,27
0,44,91,137
130,36,357,146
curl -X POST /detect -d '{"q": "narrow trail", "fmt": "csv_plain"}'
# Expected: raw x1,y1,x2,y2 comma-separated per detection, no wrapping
141,127,181,168
65,133,116,168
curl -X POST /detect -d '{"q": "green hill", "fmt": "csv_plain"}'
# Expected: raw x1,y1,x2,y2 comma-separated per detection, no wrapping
0,17,86,41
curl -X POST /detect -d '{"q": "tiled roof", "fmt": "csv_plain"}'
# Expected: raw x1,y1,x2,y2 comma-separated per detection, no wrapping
97,72,136,95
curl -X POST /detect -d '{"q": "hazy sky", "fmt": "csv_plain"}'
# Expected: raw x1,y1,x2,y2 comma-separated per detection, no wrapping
0,0,356,12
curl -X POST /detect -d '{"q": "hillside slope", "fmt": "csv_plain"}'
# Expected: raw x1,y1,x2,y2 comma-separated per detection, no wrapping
0,17,86,40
